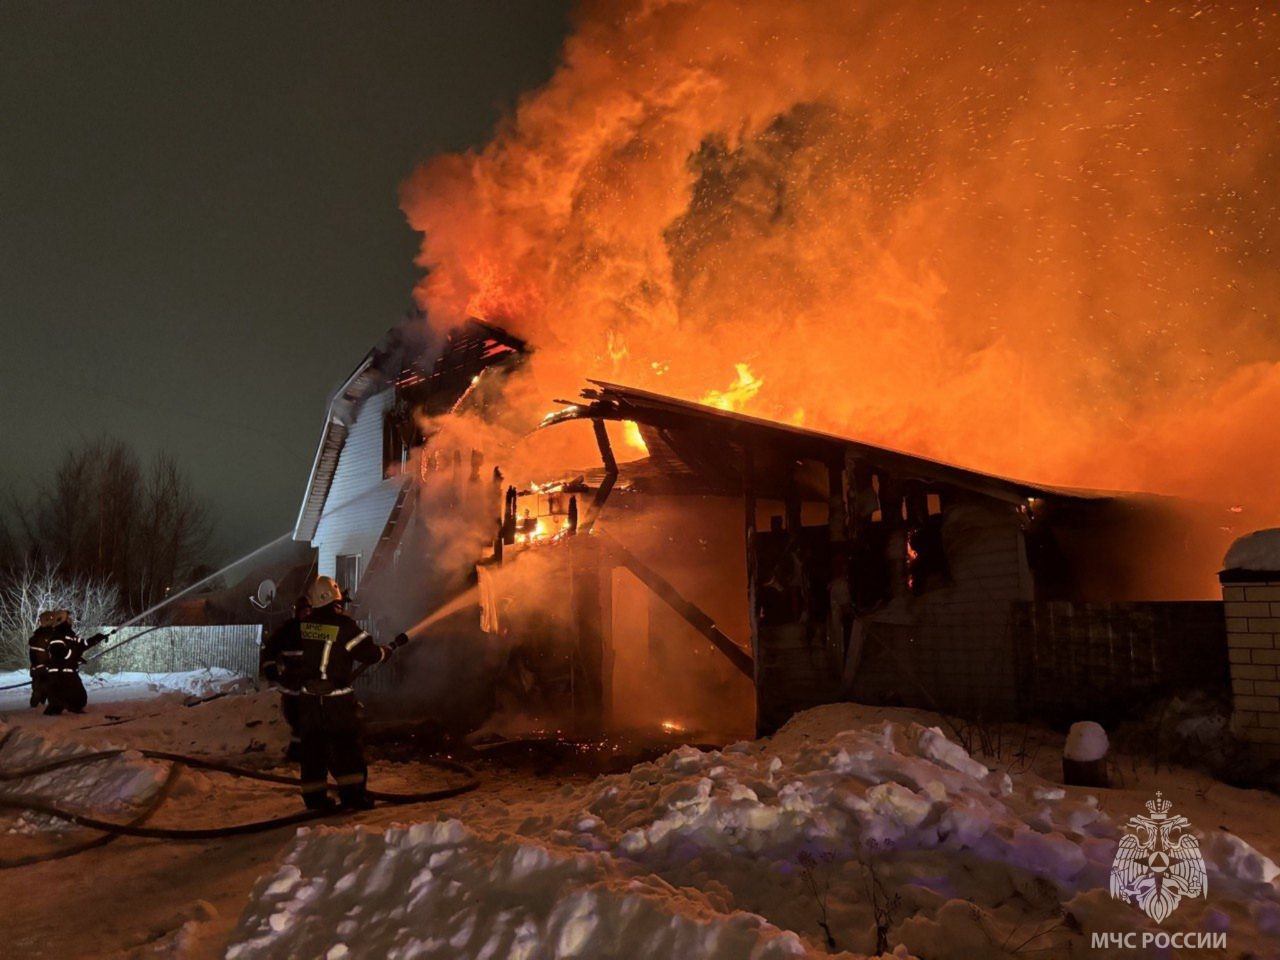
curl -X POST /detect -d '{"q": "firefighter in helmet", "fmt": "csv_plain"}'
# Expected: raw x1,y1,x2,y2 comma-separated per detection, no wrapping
28,614,54,708
32,610,107,715
268,576,404,810
260,595,311,761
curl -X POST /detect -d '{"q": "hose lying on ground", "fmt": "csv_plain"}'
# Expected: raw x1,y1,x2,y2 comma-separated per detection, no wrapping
0,727,478,858
0,762,183,870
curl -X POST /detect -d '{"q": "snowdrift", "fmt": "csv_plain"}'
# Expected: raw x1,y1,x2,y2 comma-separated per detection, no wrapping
0,723,167,833
227,820,809,960
0,667,243,711
230,710,1280,958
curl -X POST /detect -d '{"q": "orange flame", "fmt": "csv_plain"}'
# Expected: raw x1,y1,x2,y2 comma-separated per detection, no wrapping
401,2,1280,535
701,363,763,413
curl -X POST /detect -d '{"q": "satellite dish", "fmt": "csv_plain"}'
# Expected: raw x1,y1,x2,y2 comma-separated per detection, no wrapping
250,578,277,611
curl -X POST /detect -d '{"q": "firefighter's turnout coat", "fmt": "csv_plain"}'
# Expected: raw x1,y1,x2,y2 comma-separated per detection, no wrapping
261,604,393,808
29,623,105,714
28,628,50,707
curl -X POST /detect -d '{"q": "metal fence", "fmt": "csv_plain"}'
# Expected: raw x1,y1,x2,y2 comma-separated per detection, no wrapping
86,624,263,681
1012,601,1229,722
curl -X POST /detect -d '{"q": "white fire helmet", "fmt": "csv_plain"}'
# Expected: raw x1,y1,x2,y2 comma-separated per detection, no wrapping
305,576,344,609
37,610,72,629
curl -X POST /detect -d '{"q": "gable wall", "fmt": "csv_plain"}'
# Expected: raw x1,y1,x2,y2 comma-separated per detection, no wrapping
311,389,404,587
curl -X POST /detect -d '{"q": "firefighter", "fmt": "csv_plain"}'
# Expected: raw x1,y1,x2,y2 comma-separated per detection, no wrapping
38,611,107,715
260,596,311,761
27,613,54,708
271,576,404,810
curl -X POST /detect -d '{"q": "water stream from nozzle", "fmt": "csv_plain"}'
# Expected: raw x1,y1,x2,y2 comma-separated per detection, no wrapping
403,583,482,641
89,532,295,663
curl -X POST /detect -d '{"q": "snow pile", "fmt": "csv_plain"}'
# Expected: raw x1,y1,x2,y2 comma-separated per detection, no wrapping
578,722,1105,886
227,820,810,960
1224,528,1280,573
1063,722,1109,762
229,712,1280,958
83,667,245,698
0,667,245,711
0,723,167,831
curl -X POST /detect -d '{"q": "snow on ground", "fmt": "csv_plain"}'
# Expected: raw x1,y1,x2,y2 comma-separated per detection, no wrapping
226,820,810,960
0,667,244,711
0,675,289,844
4,683,1280,959
226,707,1280,959
0,723,168,834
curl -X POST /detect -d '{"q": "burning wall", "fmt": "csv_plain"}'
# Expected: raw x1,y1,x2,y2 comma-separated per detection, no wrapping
400,0,1280,544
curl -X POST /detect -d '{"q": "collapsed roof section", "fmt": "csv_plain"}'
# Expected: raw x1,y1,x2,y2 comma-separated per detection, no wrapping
395,319,526,416
293,317,527,542
544,379,1109,506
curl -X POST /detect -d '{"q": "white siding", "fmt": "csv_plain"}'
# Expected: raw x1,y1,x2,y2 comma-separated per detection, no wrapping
311,389,405,583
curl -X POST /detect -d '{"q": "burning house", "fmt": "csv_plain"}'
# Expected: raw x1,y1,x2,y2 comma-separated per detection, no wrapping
296,318,1231,737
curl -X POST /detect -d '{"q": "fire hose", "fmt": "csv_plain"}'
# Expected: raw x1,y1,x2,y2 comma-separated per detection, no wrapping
0,625,174,694
0,727,478,866
0,532,296,694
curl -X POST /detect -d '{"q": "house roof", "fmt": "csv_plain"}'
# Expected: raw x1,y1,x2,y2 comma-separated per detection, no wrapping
544,380,1112,505
293,317,527,542
292,355,385,542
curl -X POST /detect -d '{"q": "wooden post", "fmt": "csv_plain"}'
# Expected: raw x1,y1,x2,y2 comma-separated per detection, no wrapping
784,465,802,533
849,455,876,528
570,535,605,727
827,457,853,673
828,458,848,543
599,552,614,726
743,446,762,734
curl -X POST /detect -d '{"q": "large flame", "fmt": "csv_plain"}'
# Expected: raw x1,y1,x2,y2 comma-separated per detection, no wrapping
402,1,1280,522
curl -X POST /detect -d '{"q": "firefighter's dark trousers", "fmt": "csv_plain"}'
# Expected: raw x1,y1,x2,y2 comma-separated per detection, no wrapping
280,691,302,761
29,672,47,709
44,671,88,715
296,692,368,809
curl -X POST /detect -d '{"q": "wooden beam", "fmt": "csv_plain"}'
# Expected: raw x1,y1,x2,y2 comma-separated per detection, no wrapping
600,533,754,679
828,458,848,543
581,418,618,532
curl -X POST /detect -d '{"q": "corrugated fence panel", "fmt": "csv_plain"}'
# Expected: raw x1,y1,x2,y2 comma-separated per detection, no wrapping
1012,601,1228,722
86,625,263,681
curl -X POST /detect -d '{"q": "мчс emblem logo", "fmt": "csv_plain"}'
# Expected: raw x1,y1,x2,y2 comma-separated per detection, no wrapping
1109,792,1207,924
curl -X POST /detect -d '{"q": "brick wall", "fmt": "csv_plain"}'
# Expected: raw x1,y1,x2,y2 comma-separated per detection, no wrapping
1222,578,1280,757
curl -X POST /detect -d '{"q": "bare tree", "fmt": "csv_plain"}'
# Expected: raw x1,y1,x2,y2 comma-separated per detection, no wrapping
0,560,122,668
0,515,18,575
15,439,213,616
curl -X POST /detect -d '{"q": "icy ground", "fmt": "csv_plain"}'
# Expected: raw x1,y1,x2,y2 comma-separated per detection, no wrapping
0,667,244,711
226,711,1280,959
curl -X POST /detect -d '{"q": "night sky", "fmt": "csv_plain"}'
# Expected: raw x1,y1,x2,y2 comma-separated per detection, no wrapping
0,1,570,562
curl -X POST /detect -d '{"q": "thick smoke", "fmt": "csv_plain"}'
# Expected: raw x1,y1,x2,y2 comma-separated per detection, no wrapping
402,1,1279,529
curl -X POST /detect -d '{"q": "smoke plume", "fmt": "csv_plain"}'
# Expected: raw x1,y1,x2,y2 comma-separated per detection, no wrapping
401,1,1280,525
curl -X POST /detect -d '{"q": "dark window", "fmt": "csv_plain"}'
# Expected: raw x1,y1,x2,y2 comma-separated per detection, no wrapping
383,413,409,479
335,554,361,597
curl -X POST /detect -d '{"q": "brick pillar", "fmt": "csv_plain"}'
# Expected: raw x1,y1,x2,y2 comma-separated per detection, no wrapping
1221,572,1280,759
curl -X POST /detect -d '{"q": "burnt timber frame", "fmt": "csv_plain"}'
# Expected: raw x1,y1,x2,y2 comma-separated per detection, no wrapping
600,531,754,678
541,381,1116,735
